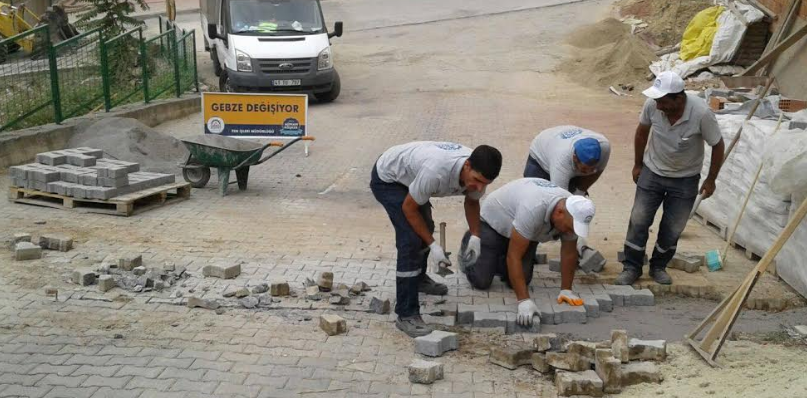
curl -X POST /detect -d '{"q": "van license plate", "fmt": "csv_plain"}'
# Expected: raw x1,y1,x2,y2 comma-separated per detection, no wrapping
273,79,301,86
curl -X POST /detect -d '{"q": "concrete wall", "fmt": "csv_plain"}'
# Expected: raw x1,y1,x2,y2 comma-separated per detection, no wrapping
0,95,200,169
756,0,807,99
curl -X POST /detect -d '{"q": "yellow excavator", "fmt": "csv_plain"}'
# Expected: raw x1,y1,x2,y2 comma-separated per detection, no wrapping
0,1,78,62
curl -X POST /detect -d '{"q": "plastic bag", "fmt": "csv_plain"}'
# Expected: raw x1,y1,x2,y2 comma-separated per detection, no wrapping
680,6,724,61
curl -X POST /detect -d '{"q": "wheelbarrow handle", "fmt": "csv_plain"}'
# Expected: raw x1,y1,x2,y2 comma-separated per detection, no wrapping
253,136,316,166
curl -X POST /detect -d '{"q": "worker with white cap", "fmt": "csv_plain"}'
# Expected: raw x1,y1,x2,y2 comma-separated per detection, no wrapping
458,178,596,327
524,125,611,195
616,71,725,286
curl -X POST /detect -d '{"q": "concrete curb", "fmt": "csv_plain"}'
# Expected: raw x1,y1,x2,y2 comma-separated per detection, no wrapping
0,95,201,169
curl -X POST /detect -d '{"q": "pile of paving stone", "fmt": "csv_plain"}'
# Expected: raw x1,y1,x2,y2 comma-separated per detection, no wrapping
70,254,188,294
9,148,175,200
8,233,73,261
485,330,666,396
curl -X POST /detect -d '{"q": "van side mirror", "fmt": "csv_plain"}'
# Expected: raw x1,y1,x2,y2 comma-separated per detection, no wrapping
328,21,343,38
208,23,220,40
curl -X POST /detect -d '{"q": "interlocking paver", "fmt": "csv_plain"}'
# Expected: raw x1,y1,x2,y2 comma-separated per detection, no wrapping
190,359,233,372
36,374,88,388
115,366,164,378
125,376,175,391
203,369,247,384
158,367,207,380
148,357,194,369
42,386,98,398
0,385,52,398
72,365,122,377
169,378,219,394
81,375,132,389
213,382,262,397
0,373,45,386
89,387,143,398
28,364,80,376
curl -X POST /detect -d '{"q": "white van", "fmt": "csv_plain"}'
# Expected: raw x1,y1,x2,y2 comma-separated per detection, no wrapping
201,0,343,102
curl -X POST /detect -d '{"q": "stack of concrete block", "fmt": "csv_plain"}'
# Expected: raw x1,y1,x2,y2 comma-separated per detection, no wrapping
10,148,175,201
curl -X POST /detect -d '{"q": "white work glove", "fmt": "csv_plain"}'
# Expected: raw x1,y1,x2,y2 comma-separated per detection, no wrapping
427,241,451,274
517,299,539,326
463,235,481,264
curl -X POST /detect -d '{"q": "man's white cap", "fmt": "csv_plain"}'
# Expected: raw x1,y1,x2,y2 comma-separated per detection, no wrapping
566,195,595,238
643,71,685,99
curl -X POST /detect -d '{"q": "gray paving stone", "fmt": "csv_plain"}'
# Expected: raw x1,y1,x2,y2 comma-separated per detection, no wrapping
456,304,489,324
580,294,600,318
414,331,458,357
504,313,541,334
0,373,45,386
36,374,88,388
169,378,219,394
115,366,163,378
138,390,188,398
472,312,507,328
158,368,206,380
89,387,143,398
148,357,194,369
627,289,654,306
43,386,99,398
125,376,175,391
593,294,613,312
551,302,587,324
28,364,79,376
213,382,262,397
0,385,53,398
81,375,131,389
605,285,634,307
536,301,558,325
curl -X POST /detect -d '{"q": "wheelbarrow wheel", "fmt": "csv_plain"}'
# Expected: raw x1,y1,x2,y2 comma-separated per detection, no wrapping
183,165,211,188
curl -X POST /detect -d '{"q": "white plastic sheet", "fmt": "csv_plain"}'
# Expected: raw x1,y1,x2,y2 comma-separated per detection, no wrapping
650,1,764,78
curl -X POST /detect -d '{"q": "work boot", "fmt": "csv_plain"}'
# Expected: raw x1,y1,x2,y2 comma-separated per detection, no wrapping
395,315,434,338
419,275,448,296
649,268,673,285
614,269,640,286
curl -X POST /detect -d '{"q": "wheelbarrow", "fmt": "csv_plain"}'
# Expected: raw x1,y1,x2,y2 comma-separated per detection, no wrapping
179,134,315,196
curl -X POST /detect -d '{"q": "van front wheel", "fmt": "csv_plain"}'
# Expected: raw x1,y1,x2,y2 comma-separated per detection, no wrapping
315,70,340,103
211,47,222,77
219,72,235,92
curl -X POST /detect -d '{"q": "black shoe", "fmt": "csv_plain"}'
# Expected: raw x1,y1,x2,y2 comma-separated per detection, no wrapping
419,275,448,296
395,315,434,338
614,269,640,286
649,268,673,285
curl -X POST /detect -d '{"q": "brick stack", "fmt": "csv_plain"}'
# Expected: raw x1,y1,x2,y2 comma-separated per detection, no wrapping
9,148,175,200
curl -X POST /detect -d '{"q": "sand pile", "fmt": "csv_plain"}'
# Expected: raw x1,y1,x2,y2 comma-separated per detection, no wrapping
69,117,188,175
618,0,714,47
564,18,658,89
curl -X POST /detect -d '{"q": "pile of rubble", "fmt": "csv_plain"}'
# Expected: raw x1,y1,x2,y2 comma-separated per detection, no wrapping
490,330,666,396
9,148,175,200
70,254,189,294
185,268,392,318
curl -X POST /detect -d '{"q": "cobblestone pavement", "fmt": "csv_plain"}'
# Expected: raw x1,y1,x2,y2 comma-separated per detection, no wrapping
2,0,805,397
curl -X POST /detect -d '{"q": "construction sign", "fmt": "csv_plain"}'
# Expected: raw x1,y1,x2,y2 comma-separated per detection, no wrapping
202,92,307,138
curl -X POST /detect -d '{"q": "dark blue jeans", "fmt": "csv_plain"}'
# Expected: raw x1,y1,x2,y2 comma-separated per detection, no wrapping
523,156,581,192
370,164,434,318
623,166,699,275
460,221,537,290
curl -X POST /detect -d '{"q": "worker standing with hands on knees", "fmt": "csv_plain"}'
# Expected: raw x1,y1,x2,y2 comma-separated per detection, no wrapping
459,178,596,327
371,142,502,337
524,125,611,195
617,71,724,286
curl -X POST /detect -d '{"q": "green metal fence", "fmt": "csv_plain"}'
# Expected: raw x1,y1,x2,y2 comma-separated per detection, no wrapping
0,24,198,132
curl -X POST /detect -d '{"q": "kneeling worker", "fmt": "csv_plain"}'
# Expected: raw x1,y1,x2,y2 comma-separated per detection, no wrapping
371,141,502,337
525,125,611,195
460,178,595,326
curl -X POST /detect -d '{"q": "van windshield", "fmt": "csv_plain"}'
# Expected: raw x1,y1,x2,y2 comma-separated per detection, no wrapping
229,0,324,35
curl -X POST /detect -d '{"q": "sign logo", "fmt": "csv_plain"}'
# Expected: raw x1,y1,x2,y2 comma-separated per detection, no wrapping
206,117,225,134
280,118,302,136
435,143,462,151
584,215,593,223
279,63,294,70
560,128,583,139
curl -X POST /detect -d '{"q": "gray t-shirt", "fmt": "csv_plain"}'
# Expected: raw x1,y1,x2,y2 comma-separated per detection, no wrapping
376,141,484,205
480,178,577,243
640,94,722,178
528,126,611,191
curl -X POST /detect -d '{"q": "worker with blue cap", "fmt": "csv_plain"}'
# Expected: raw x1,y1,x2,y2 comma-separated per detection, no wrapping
524,126,611,195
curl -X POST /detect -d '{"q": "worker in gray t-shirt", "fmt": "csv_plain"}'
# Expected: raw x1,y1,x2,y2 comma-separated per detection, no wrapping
371,141,502,337
459,178,596,327
524,126,611,195
616,71,725,286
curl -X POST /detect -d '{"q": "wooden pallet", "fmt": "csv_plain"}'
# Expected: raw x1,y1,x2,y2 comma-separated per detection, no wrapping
692,212,728,240
9,182,191,217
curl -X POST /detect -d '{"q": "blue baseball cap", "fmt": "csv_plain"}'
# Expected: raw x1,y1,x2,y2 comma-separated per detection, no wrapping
573,138,601,165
